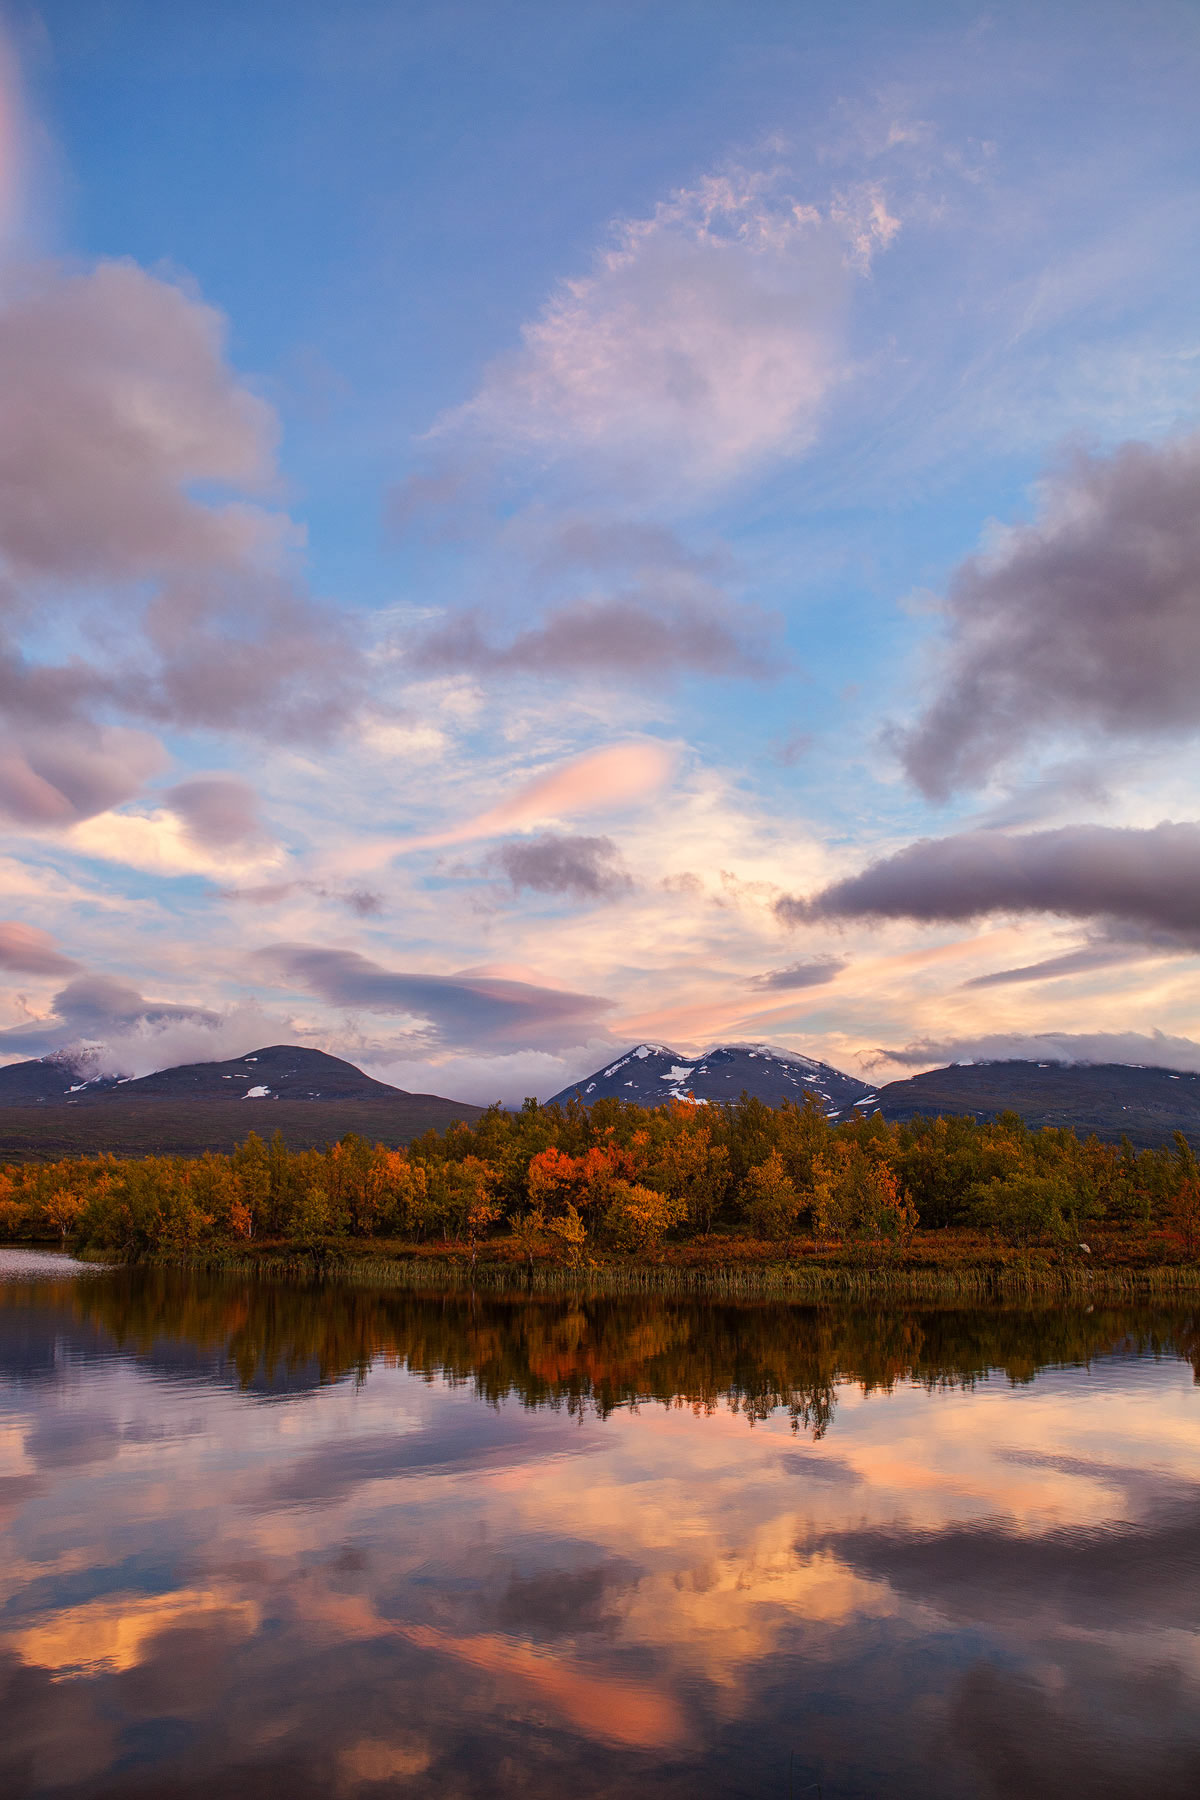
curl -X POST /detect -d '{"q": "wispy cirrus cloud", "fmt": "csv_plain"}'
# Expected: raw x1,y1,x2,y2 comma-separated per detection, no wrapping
433,169,863,500
396,163,893,687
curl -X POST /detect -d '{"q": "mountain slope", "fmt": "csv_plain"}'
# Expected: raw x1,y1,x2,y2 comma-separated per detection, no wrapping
0,1044,484,1161
88,1045,405,1104
863,1061,1200,1148
547,1043,876,1114
0,1058,116,1105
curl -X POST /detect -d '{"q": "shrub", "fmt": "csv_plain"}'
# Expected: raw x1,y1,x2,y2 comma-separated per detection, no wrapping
739,1151,802,1240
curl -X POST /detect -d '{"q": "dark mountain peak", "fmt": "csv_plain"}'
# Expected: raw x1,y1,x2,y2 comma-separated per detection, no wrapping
0,1055,118,1106
546,1042,874,1114
112,1044,408,1103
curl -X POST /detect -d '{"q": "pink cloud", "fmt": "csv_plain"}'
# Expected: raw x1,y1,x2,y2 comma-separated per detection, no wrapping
403,742,676,853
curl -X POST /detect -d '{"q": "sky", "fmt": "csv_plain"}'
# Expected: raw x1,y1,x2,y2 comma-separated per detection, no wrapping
1,0,1200,1104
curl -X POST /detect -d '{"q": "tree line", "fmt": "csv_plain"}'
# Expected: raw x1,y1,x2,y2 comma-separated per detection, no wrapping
2,1091,1199,1260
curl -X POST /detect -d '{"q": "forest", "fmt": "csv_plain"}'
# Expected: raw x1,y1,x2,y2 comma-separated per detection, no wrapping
2,1091,1199,1267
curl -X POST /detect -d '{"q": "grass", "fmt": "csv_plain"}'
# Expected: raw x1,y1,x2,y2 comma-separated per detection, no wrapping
144,1243,1200,1302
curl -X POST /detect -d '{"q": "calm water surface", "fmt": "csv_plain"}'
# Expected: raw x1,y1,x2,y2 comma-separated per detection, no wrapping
1,1249,1199,1798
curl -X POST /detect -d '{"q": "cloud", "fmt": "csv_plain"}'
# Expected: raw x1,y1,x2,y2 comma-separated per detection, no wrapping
872,1029,1200,1074
777,821,1200,947
408,515,780,684
961,938,1160,988
0,970,222,1060
749,957,845,991
0,260,275,583
253,944,614,1050
895,432,1200,797
164,776,262,850
402,742,675,853
219,880,383,915
359,1043,615,1108
0,922,79,976
435,169,854,499
483,833,633,901
0,258,363,830
411,585,777,682
0,722,165,826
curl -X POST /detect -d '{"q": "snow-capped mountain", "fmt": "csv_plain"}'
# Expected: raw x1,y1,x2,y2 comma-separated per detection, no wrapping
546,1043,879,1116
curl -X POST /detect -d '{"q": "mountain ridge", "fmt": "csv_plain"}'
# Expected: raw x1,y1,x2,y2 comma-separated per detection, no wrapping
548,1043,1200,1148
0,1044,485,1162
546,1041,877,1116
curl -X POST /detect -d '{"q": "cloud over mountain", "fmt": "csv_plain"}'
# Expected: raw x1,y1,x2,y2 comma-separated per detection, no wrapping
0,969,221,1058
873,1030,1200,1075
897,432,1200,797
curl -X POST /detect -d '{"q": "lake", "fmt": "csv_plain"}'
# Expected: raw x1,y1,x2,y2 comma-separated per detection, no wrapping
1,1248,1198,1798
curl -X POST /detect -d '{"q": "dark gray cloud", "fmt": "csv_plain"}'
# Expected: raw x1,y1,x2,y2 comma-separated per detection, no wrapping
412,585,778,682
896,432,1200,797
0,923,80,977
870,1029,1200,1073
165,776,262,849
777,821,1200,946
749,956,845,991
484,833,633,901
253,944,613,1050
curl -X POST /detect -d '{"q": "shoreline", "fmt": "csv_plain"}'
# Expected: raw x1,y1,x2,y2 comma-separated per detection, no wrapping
122,1241,1200,1302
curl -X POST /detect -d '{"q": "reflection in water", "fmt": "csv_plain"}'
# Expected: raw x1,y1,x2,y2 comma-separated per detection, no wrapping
0,1256,1198,1798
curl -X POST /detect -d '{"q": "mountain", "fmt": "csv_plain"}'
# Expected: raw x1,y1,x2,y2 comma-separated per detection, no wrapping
0,1056,116,1105
861,1060,1200,1149
0,1044,484,1162
547,1044,1200,1149
546,1043,877,1115
100,1045,407,1103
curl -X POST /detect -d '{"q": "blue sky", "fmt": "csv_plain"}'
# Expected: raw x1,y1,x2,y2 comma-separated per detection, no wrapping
1,0,1200,1101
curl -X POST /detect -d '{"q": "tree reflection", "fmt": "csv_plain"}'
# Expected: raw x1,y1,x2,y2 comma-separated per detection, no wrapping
3,1269,1192,1438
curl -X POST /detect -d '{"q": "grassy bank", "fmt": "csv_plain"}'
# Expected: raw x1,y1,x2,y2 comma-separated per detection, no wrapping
140,1232,1200,1302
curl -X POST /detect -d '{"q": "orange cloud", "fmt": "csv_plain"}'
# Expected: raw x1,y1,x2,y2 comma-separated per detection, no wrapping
395,741,676,854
